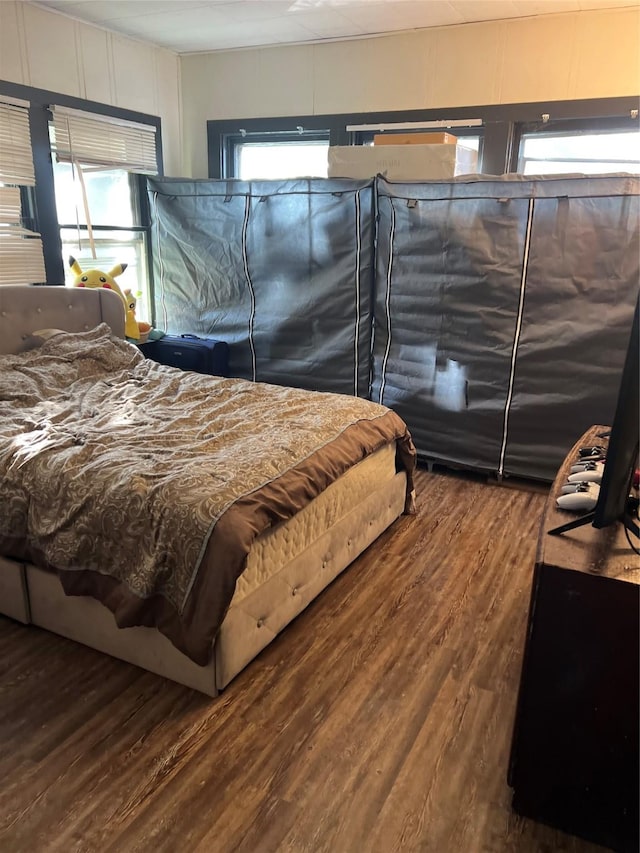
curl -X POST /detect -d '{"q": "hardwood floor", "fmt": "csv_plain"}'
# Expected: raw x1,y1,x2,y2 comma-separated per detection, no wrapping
0,467,610,852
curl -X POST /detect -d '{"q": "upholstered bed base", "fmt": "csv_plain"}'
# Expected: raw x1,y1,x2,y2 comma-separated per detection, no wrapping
0,556,30,625
2,469,405,695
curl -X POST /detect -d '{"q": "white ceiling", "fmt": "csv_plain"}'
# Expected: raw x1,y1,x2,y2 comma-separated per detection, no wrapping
33,0,640,54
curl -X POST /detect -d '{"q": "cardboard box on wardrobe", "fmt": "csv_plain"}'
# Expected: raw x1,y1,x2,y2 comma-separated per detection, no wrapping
373,132,458,145
327,143,478,181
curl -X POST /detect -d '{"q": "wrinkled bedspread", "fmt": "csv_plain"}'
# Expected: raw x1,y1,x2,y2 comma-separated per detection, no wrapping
0,324,415,664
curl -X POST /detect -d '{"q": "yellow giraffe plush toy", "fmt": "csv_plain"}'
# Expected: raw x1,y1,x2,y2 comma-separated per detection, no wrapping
68,256,141,340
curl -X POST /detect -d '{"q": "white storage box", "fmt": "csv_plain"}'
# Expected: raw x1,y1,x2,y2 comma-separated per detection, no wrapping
327,143,478,181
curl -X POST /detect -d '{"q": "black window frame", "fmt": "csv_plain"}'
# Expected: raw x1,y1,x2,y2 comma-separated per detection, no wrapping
514,114,640,173
210,116,340,179
207,96,639,180
0,78,163,288
223,127,330,179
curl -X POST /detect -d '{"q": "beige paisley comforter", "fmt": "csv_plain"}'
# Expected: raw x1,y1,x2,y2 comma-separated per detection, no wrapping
0,324,415,664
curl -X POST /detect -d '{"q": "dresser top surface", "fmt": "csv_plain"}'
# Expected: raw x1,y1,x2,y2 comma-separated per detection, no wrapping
538,425,640,585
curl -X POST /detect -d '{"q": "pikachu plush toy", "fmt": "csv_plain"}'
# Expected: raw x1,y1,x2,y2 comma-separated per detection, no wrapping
123,288,152,343
68,256,147,341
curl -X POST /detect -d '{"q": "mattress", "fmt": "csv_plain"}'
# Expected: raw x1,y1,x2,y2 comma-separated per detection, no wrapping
216,443,403,686
236,441,396,601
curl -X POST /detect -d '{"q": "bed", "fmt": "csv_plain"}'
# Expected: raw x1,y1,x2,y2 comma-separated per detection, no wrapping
0,285,416,696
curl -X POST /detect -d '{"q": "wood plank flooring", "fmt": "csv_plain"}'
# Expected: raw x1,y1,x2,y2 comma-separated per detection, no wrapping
0,467,610,852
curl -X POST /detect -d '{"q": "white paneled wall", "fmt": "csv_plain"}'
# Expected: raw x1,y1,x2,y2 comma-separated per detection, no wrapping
182,7,640,178
0,2,637,180
0,1,182,176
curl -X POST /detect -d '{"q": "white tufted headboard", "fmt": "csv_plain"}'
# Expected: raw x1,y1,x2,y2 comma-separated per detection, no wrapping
0,286,126,355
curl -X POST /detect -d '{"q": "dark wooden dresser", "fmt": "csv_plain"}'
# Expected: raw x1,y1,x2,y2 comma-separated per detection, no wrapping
508,426,640,852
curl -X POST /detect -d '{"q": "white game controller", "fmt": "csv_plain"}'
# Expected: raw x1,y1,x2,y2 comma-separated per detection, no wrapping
556,482,600,512
567,461,605,484
570,458,605,473
560,481,589,494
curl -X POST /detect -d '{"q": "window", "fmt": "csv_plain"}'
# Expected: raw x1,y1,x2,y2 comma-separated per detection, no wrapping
51,162,151,322
0,97,45,286
208,98,639,180
49,106,158,322
236,140,329,180
0,81,162,309
458,135,480,154
518,129,640,175
220,127,330,179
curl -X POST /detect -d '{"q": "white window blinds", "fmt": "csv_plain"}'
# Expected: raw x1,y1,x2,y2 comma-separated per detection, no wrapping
0,97,46,286
51,106,158,173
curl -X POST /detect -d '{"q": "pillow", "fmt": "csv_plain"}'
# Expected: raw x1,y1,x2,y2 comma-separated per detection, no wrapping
20,328,67,352
32,328,67,341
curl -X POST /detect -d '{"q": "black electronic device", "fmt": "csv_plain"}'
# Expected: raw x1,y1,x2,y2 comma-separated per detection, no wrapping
549,295,639,538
